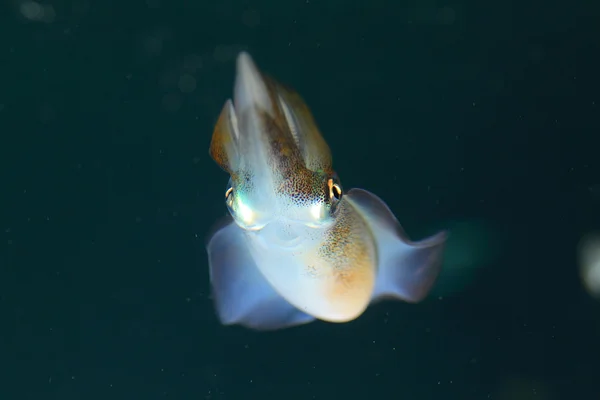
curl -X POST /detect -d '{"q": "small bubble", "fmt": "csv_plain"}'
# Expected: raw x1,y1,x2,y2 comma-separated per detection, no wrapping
589,183,600,198
20,1,43,20
20,2,55,23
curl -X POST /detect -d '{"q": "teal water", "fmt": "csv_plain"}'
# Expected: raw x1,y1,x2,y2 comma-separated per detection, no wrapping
1,1,599,399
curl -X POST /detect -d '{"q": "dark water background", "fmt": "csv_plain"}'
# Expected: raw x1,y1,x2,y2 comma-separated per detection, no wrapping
2,1,599,399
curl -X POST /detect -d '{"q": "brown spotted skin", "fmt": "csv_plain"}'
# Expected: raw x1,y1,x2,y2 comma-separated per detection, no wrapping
210,69,335,213
284,199,377,322
267,77,333,174
209,102,233,174
315,198,377,320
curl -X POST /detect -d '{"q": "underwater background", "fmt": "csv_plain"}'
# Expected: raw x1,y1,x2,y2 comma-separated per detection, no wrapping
2,0,599,399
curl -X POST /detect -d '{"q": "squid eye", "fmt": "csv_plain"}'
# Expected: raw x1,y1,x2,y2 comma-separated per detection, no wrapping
327,178,343,203
225,187,234,208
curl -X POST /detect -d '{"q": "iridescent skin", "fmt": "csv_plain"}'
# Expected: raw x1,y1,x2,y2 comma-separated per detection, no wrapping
206,52,447,330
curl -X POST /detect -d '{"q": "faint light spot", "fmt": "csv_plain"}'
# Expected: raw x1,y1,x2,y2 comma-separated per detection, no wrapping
178,74,197,93
20,1,43,20
242,10,261,28
20,1,55,23
578,232,600,299
588,183,600,199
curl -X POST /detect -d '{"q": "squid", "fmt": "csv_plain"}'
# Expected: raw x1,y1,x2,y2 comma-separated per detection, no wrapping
206,52,446,330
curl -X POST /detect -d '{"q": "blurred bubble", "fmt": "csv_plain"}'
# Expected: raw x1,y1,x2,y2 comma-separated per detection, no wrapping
138,28,172,61
178,74,197,93
431,219,502,296
589,183,600,199
20,1,42,19
19,1,55,23
577,232,600,299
